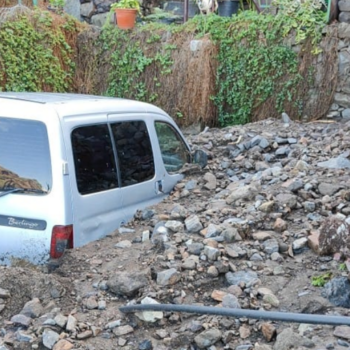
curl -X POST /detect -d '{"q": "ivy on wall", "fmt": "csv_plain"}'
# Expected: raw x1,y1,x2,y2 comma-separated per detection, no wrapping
0,9,79,92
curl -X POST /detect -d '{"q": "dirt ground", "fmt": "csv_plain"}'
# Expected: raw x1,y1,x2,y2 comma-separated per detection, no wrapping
2,117,350,350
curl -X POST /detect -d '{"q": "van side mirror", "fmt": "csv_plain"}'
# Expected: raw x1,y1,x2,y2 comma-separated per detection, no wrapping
192,149,208,168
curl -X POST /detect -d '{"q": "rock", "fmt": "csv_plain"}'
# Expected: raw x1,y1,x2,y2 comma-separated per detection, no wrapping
203,223,222,238
19,297,43,318
16,331,34,342
77,330,93,340
273,218,287,232
211,290,227,301
275,193,297,209
292,237,308,252
187,242,204,255
42,329,59,349
84,296,98,310
259,201,275,213
203,246,220,261
225,270,258,286
226,185,258,204
282,178,303,192
307,231,320,253
263,293,280,307
54,314,68,328
113,325,134,336
157,268,181,286
194,328,222,349
221,227,241,242
334,325,350,340
107,271,149,297
135,297,163,322
322,277,350,308
281,112,291,124
318,156,350,169
66,315,77,332
138,339,153,350
273,328,303,350
252,231,273,241
318,183,342,196
185,215,203,233
0,288,10,298
318,216,350,255
165,220,183,232
115,240,132,248
222,294,241,308
10,314,31,327
225,244,246,258
203,172,217,190
262,239,279,255
52,340,74,350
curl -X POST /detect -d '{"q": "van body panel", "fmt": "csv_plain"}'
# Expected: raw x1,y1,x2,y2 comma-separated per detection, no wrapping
0,93,192,265
0,101,71,264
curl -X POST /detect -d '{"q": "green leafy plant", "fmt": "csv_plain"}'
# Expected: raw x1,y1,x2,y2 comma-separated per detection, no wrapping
311,272,332,287
110,0,141,13
48,0,65,9
339,263,347,271
0,10,77,92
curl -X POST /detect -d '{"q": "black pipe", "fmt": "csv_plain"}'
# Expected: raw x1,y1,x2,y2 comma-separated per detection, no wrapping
120,304,350,326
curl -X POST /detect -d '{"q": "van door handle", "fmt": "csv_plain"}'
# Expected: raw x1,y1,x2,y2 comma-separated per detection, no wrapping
155,180,164,194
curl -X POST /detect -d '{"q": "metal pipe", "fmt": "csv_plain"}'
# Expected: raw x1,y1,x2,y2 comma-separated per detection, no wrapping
120,304,350,326
184,0,189,23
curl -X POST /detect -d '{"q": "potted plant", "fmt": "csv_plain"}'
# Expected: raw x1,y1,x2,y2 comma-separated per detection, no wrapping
110,0,141,30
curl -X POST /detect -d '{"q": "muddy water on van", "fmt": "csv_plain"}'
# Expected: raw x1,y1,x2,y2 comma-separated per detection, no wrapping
2,117,350,349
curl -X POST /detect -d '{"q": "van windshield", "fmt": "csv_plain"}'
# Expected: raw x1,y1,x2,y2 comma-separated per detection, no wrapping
0,117,52,195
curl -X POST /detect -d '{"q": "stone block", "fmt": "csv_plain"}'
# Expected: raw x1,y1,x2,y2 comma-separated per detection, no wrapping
339,0,350,11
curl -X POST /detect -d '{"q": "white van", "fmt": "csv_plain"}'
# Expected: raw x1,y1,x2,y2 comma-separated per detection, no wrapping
0,93,204,265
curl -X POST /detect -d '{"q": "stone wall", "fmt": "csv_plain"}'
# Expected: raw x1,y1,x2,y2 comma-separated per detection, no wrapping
339,0,350,23
329,21,350,120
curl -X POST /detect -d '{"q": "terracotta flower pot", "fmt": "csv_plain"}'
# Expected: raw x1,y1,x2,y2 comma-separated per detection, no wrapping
115,8,138,29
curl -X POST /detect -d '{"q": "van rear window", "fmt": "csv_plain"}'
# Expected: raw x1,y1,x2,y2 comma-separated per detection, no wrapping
0,117,52,194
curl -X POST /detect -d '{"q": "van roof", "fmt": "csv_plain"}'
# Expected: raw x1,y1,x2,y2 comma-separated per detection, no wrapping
0,92,168,118
0,92,120,104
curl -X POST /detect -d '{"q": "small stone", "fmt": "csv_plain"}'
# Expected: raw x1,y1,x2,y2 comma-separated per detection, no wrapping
54,314,68,328
211,290,227,301
263,294,280,307
203,246,220,261
52,339,74,350
252,231,273,241
207,265,219,277
292,237,308,252
185,215,203,233
194,328,222,348
262,239,279,255
273,218,287,232
66,315,77,332
334,326,350,340
239,325,251,339
115,240,132,248
10,314,32,327
157,268,181,286
98,300,106,310
20,298,43,318
84,296,98,310
42,329,59,349
113,325,134,336
77,330,93,340
165,220,183,233
222,294,241,308
0,288,10,298
16,331,34,342
259,201,275,213
204,172,217,190
135,297,163,323
139,339,153,350
262,323,276,341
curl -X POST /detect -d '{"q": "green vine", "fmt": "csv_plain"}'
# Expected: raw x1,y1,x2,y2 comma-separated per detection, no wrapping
100,24,176,101
0,9,78,92
188,0,326,126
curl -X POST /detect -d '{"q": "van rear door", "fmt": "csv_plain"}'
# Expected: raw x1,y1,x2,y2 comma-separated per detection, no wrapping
0,117,54,265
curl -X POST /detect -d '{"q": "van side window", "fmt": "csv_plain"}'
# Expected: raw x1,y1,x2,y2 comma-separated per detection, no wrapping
155,121,190,173
111,121,155,187
71,125,118,195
